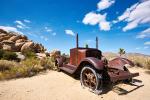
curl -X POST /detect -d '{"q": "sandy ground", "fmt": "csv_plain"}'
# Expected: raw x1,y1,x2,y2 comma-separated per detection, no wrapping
0,67,149,100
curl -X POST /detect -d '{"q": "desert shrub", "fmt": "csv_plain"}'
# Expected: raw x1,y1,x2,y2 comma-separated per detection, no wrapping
0,49,4,59
0,56,57,80
2,51,18,60
145,59,150,70
40,57,56,70
0,49,18,60
0,60,17,71
22,50,36,58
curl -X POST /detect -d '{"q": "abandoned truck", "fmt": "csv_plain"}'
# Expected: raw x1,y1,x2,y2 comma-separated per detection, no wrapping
55,34,139,94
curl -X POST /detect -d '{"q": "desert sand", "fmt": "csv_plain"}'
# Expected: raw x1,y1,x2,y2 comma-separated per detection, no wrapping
0,67,149,100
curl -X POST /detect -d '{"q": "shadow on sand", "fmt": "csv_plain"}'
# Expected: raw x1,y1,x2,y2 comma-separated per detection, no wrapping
59,71,144,95
109,79,144,95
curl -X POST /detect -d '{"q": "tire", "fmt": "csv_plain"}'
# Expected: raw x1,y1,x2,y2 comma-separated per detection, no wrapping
80,66,103,94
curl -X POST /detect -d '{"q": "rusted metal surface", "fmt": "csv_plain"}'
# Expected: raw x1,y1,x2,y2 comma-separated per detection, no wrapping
108,57,134,70
108,68,139,82
96,37,98,49
79,57,104,70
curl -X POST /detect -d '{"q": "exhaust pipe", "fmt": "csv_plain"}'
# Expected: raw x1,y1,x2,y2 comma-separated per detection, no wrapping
96,36,98,49
76,33,79,48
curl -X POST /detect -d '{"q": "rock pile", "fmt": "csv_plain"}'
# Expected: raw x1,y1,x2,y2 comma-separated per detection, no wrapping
0,29,45,53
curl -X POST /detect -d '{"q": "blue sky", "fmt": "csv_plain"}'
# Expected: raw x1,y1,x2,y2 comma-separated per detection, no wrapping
0,0,150,55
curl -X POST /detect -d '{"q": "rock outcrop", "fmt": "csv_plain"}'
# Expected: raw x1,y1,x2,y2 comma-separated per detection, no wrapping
0,29,45,53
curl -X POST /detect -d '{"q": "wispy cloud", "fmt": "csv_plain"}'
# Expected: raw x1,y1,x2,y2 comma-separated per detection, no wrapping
24,19,31,23
40,35,48,41
144,41,150,45
135,47,141,50
65,29,75,36
144,46,149,49
136,28,150,38
52,32,56,36
15,20,30,29
45,27,52,32
117,1,150,31
0,26,23,34
15,20,25,26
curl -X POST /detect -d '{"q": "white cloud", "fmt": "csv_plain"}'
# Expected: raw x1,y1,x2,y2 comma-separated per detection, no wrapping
117,1,150,31
144,41,150,45
45,27,52,32
52,32,56,36
15,20,25,26
136,28,150,38
144,46,149,49
16,25,24,29
99,21,110,31
40,36,48,41
65,30,75,36
82,12,105,25
24,19,31,23
118,3,139,21
135,47,141,50
97,0,115,11
82,12,111,31
0,26,23,34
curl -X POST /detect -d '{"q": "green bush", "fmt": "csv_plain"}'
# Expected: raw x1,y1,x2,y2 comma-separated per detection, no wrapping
22,50,36,58
2,51,18,60
0,49,18,60
0,49,4,59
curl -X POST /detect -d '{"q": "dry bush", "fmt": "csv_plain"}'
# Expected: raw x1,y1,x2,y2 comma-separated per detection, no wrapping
40,57,56,70
127,55,150,69
0,57,56,80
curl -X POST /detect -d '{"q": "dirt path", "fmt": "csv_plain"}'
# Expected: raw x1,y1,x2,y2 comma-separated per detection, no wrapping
0,68,149,100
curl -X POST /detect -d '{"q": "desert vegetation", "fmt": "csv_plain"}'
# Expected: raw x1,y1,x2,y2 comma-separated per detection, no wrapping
0,49,58,80
103,51,150,70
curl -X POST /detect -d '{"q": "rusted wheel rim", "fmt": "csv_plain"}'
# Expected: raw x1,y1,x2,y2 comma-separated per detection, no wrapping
82,68,97,90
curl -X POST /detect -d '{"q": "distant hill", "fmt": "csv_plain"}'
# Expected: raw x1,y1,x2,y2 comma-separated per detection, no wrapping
103,52,150,59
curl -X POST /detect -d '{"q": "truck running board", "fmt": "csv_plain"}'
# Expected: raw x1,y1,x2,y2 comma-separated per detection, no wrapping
60,64,77,74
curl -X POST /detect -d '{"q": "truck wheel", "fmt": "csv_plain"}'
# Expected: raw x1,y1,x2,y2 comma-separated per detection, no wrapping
80,66,103,94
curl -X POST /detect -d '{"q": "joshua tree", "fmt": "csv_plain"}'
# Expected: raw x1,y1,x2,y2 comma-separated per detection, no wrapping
118,48,125,56
85,43,89,48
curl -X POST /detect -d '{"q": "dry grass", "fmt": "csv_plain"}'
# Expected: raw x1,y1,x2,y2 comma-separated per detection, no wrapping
127,55,150,69
0,57,56,80
104,53,150,70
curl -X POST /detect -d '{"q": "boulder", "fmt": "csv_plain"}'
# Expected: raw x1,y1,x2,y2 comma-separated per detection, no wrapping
21,42,34,52
36,53,47,59
8,35,22,42
50,50,61,58
16,39,26,43
2,44,16,51
0,35,11,42
34,43,45,53
2,40,15,44
15,42,25,51
0,33,6,37
21,35,28,40
0,29,7,34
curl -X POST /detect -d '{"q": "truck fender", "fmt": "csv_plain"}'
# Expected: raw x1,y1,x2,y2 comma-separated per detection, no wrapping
78,57,104,70
108,57,134,70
